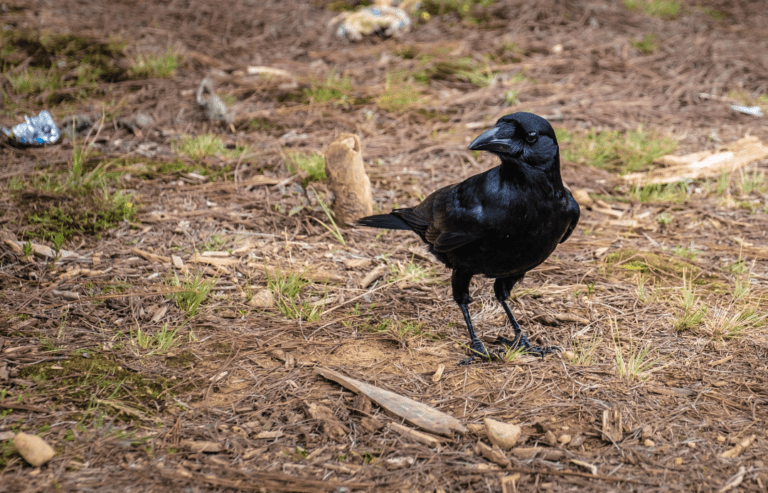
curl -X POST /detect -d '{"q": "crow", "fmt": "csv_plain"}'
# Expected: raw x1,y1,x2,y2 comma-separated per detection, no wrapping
357,112,580,364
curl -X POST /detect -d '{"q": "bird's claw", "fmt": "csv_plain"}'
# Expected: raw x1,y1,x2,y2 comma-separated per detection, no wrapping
458,339,502,365
495,334,561,359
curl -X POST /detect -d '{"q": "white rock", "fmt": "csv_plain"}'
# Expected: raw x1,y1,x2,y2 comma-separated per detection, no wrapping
248,288,274,308
13,432,55,466
484,418,521,450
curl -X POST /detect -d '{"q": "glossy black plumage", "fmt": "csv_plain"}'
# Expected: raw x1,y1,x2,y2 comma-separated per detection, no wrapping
358,112,580,363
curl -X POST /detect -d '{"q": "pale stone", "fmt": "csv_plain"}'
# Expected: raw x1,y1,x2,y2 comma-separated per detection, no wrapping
13,432,55,466
483,418,521,450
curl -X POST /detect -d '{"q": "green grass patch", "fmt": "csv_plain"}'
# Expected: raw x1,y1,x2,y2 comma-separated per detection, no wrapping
129,323,181,356
17,352,172,420
376,71,425,113
266,269,323,322
174,134,246,161
420,0,496,24
604,249,700,282
9,144,136,242
556,127,677,174
0,28,126,104
303,70,354,105
631,33,658,54
128,48,178,78
166,271,216,318
285,151,326,183
431,57,494,87
629,181,691,203
327,0,372,11
623,0,681,19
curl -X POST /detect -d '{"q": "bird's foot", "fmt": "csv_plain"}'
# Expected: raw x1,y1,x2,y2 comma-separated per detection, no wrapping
458,338,502,365
495,334,561,359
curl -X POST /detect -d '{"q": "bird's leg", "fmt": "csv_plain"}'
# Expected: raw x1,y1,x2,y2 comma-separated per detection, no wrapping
452,270,494,365
493,277,560,358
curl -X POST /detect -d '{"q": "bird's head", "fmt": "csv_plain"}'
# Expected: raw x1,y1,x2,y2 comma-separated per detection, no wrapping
468,112,559,171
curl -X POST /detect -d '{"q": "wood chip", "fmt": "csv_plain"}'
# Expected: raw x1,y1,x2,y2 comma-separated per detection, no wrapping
192,253,239,266
360,416,384,432
359,264,387,289
52,289,80,301
314,367,467,436
388,422,441,448
709,355,733,367
431,364,445,383
180,440,222,453
322,462,360,474
602,404,623,443
474,440,511,468
254,430,283,439
305,402,349,438
571,459,598,475
501,474,521,493
720,435,756,458
718,466,746,493
132,247,169,264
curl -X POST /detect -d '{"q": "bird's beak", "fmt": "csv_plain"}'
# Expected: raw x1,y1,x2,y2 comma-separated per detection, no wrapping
468,125,508,153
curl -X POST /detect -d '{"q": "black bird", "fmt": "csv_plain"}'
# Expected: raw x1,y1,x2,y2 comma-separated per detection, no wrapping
357,112,580,364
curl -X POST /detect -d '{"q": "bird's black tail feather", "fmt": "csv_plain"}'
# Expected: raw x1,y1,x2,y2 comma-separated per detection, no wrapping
356,213,412,231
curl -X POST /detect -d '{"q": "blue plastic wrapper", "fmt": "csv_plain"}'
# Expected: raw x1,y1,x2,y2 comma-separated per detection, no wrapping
2,110,61,146
731,105,764,117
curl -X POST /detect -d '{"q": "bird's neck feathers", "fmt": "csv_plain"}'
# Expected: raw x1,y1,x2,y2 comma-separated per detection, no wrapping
498,154,564,194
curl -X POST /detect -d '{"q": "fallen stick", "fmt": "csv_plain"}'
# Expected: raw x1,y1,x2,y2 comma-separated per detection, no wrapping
314,367,467,436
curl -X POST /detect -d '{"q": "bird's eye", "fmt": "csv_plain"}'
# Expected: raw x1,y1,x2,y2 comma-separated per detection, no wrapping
526,131,538,144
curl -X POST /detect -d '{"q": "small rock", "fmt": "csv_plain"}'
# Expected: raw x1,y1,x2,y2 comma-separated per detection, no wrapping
687,442,696,449
559,434,571,446
13,432,55,466
569,434,586,448
360,417,384,433
544,429,557,447
644,439,655,447
560,350,575,361
0,431,16,441
249,289,274,308
641,425,653,439
484,418,521,450
551,43,564,54
717,435,726,443
384,457,415,470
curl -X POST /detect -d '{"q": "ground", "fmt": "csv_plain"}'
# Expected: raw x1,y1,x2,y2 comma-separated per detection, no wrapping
1,0,768,491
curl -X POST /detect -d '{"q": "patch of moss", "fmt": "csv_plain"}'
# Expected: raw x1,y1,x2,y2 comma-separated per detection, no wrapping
0,28,127,103
18,353,172,420
166,350,196,369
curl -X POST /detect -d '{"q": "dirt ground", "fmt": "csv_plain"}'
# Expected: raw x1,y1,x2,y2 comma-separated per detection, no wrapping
2,0,768,491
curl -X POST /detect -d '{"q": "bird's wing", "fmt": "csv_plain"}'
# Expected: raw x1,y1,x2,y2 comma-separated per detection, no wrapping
559,190,581,244
421,182,487,252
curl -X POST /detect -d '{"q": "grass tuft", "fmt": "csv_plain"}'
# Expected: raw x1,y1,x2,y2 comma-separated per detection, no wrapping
376,71,425,113
285,151,326,183
303,70,353,105
612,319,659,380
631,33,658,54
166,272,216,318
129,48,178,78
266,269,323,322
10,136,136,242
556,127,677,174
623,0,681,19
